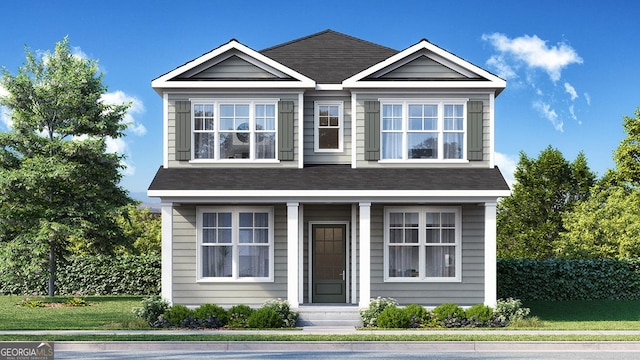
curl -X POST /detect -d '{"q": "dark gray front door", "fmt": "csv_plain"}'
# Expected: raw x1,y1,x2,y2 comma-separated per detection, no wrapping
312,224,346,303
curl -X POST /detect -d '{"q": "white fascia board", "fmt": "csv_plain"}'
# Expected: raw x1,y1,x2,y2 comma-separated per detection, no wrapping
344,80,506,90
152,40,316,90
148,189,511,201
343,40,506,89
316,84,344,91
153,80,315,89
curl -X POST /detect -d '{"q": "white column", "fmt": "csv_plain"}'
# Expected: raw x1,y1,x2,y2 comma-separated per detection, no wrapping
484,202,498,307
287,202,300,308
161,202,173,304
358,202,371,308
298,204,304,305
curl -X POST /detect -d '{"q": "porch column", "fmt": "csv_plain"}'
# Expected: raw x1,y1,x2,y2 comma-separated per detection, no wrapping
484,201,498,307
287,202,300,308
161,202,173,305
358,202,371,308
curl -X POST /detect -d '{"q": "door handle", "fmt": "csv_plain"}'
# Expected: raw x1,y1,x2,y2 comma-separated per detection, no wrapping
339,270,345,281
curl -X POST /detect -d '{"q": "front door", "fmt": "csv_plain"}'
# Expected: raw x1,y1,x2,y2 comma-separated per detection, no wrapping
312,224,346,303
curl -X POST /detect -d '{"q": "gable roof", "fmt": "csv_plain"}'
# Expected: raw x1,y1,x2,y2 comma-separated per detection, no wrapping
260,30,399,84
151,39,315,93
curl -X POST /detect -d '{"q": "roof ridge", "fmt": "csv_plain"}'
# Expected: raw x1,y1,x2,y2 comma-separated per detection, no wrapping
260,29,397,53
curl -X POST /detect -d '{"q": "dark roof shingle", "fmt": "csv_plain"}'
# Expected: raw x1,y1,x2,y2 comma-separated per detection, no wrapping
260,30,398,84
148,165,509,192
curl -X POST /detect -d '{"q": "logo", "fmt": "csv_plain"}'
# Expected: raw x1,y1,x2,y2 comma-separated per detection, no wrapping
0,342,54,360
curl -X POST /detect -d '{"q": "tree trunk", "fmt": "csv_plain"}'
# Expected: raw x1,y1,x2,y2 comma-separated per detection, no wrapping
48,240,55,296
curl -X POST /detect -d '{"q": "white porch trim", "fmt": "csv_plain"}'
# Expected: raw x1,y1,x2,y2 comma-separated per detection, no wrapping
358,202,371,308
287,202,300,308
161,203,173,304
351,204,357,304
484,202,498,307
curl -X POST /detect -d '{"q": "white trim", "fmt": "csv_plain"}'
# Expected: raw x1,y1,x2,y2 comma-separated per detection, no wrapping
343,40,506,91
287,203,300,308
308,221,350,304
383,206,462,283
351,92,357,169
358,202,371,308
196,206,275,282
351,204,357,304
152,40,315,93
315,84,344,91
298,204,304,304
313,101,344,152
298,93,304,169
161,203,173,305
484,202,498,307
149,189,511,200
489,92,495,168
163,92,169,169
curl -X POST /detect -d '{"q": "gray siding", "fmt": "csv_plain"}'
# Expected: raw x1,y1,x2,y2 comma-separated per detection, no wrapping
379,56,467,79
190,56,278,79
354,93,491,168
369,204,485,306
167,93,300,168
172,204,288,306
303,94,352,165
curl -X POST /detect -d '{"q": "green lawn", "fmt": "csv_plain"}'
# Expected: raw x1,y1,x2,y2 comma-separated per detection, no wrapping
0,296,147,330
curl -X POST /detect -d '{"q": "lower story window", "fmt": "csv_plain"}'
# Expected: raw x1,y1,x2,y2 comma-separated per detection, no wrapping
197,206,274,282
385,206,461,282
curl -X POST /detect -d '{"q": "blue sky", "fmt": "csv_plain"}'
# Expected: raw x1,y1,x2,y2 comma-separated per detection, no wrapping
1,0,638,195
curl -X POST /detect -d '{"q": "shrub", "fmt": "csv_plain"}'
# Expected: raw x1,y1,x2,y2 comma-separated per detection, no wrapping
432,303,465,322
262,299,298,327
227,304,254,328
465,304,494,322
193,304,228,325
247,307,284,329
403,304,428,328
377,306,411,328
359,297,398,327
162,304,194,326
132,295,169,325
494,298,530,322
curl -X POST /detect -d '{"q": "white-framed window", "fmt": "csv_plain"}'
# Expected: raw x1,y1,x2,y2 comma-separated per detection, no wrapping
192,100,277,161
380,100,466,161
314,101,343,152
196,206,274,282
384,206,462,282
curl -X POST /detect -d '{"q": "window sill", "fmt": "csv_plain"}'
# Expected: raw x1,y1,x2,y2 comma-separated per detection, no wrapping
378,159,469,164
384,277,462,283
189,159,281,164
197,277,274,283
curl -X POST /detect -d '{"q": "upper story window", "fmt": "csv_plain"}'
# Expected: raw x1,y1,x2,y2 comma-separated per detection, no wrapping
192,101,277,160
314,101,343,152
380,100,465,161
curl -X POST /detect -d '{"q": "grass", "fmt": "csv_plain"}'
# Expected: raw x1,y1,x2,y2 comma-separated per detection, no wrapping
0,296,147,330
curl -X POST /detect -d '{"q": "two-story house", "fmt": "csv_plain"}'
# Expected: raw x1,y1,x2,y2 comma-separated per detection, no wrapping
148,30,509,315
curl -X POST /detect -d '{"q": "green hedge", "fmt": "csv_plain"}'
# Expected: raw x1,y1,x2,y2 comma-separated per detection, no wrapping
497,258,640,301
0,254,160,295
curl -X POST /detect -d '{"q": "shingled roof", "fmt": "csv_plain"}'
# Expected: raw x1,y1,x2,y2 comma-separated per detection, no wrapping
260,30,398,84
148,165,509,192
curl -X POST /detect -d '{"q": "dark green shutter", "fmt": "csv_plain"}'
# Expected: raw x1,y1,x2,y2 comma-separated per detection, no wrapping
467,100,484,161
278,101,295,161
175,100,191,161
364,101,380,161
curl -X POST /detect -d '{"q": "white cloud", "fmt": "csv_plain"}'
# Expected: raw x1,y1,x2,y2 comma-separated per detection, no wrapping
100,90,146,135
486,54,518,80
105,136,135,176
533,101,563,132
495,152,518,189
482,33,583,82
0,84,11,129
584,92,591,106
564,82,578,101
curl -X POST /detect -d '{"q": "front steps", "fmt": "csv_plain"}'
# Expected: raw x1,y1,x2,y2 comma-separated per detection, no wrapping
296,305,362,327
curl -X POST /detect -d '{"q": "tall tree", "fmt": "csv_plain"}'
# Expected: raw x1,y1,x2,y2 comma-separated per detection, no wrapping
613,107,640,186
497,146,596,259
0,37,132,296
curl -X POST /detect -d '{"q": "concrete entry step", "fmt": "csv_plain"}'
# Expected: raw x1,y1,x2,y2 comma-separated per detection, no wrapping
297,305,363,327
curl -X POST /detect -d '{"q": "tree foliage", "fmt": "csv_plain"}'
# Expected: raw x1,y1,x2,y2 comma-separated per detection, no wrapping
613,107,640,186
497,146,596,259
0,37,132,295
